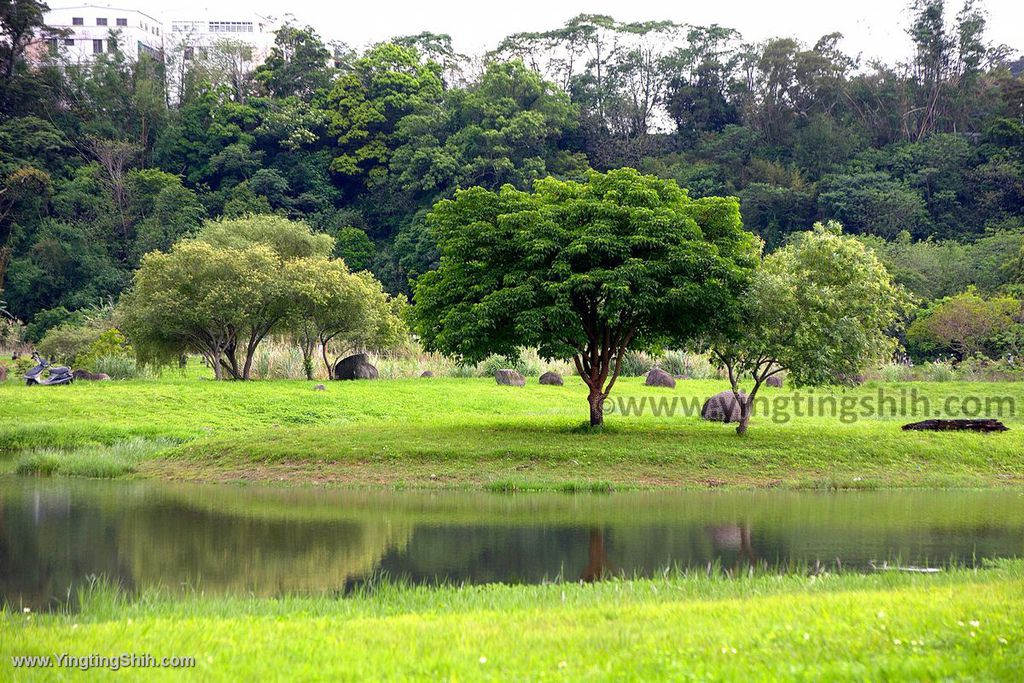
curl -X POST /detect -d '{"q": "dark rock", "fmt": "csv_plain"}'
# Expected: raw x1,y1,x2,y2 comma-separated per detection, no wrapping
72,369,110,381
902,419,1007,432
313,384,326,391
420,370,434,378
538,371,563,386
701,390,745,423
644,367,676,388
333,353,378,381
494,369,525,386
765,375,783,388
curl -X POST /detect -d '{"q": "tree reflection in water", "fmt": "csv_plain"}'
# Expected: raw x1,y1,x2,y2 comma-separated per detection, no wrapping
580,529,611,582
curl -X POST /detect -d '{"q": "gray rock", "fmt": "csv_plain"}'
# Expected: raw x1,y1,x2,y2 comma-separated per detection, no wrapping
644,367,676,388
494,369,525,386
765,375,783,388
701,390,746,423
72,369,110,381
420,370,434,378
313,384,326,391
538,371,563,386
333,353,379,381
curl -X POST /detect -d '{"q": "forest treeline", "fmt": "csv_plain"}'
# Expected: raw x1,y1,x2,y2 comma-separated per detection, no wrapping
1,0,1023,344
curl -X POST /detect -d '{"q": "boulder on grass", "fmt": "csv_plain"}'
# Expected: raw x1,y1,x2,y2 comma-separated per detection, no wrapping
72,369,110,381
765,375,783,388
538,371,563,386
494,369,525,386
333,353,378,381
420,370,434,378
644,367,676,388
701,390,745,423
313,384,326,391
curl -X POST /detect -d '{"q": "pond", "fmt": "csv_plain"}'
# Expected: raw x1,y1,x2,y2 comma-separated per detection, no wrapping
2,477,1023,609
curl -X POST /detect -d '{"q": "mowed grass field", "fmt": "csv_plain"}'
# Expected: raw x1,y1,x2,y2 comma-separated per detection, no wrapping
1,374,1022,488
3,562,1023,681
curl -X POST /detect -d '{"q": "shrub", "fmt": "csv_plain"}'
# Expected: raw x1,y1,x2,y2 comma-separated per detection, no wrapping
37,323,104,365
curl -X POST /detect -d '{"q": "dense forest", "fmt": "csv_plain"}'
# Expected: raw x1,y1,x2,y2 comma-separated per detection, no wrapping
1,0,1023,356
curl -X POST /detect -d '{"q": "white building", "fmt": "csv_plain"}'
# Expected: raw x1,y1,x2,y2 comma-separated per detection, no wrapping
166,15,277,65
42,5,165,62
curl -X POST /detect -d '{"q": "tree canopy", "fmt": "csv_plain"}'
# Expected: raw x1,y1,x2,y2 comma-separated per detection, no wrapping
706,221,909,434
414,168,759,425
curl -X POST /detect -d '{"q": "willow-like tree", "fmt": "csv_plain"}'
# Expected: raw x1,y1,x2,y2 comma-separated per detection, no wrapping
413,168,759,426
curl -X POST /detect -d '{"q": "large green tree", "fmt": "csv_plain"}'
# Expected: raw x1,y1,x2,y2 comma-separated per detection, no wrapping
414,168,759,426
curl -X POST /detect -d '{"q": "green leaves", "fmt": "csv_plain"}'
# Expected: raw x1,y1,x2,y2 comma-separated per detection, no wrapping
715,220,909,390
414,168,758,367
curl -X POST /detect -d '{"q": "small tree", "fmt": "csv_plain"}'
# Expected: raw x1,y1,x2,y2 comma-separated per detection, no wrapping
413,168,759,426
119,240,283,379
707,221,908,435
286,258,406,379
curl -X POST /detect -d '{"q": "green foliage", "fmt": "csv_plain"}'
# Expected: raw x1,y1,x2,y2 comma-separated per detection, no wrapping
120,214,403,380
333,226,375,271
196,214,334,259
907,288,1022,359
858,229,1024,300
2,1,1024,336
709,221,909,433
77,328,133,372
414,168,759,424
37,322,105,365
253,24,333,99
325,43,444,180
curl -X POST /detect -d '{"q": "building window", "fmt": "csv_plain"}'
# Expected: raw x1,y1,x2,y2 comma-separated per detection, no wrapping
93,39,103,53
47,38,58,53
208,21,254,33
108,39,117,53
64,38,75,46
96,17,107,26
116,18,127,26
72,17,83,25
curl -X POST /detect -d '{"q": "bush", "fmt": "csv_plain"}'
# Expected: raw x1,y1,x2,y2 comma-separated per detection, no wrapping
77,328,133,371
37,323,104,365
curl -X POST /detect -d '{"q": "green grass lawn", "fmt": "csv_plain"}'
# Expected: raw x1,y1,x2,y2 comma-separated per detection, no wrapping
1,374,1022,489
3,562,1022,681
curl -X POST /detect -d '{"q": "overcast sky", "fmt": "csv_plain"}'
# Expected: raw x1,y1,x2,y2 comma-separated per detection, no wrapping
103,0,1024,64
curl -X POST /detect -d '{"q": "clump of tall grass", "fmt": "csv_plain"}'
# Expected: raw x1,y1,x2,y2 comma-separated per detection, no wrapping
620,350,719,378
871,357,1024,382
14,437,178,478
91,354,146,379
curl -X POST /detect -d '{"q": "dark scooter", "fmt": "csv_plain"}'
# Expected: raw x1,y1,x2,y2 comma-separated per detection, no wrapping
24,353,74,386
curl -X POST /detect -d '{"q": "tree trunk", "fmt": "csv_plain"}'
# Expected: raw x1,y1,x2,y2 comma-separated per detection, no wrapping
588,387,605,427
320,338,333,379
241,352,255,380
735,398,751,436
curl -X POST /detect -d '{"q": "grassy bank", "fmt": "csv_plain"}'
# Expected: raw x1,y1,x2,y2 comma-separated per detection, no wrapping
3,562,1023,680
1,376,1022,488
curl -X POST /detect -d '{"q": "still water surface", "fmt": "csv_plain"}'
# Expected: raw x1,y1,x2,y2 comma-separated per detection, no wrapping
2,477,1023,608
